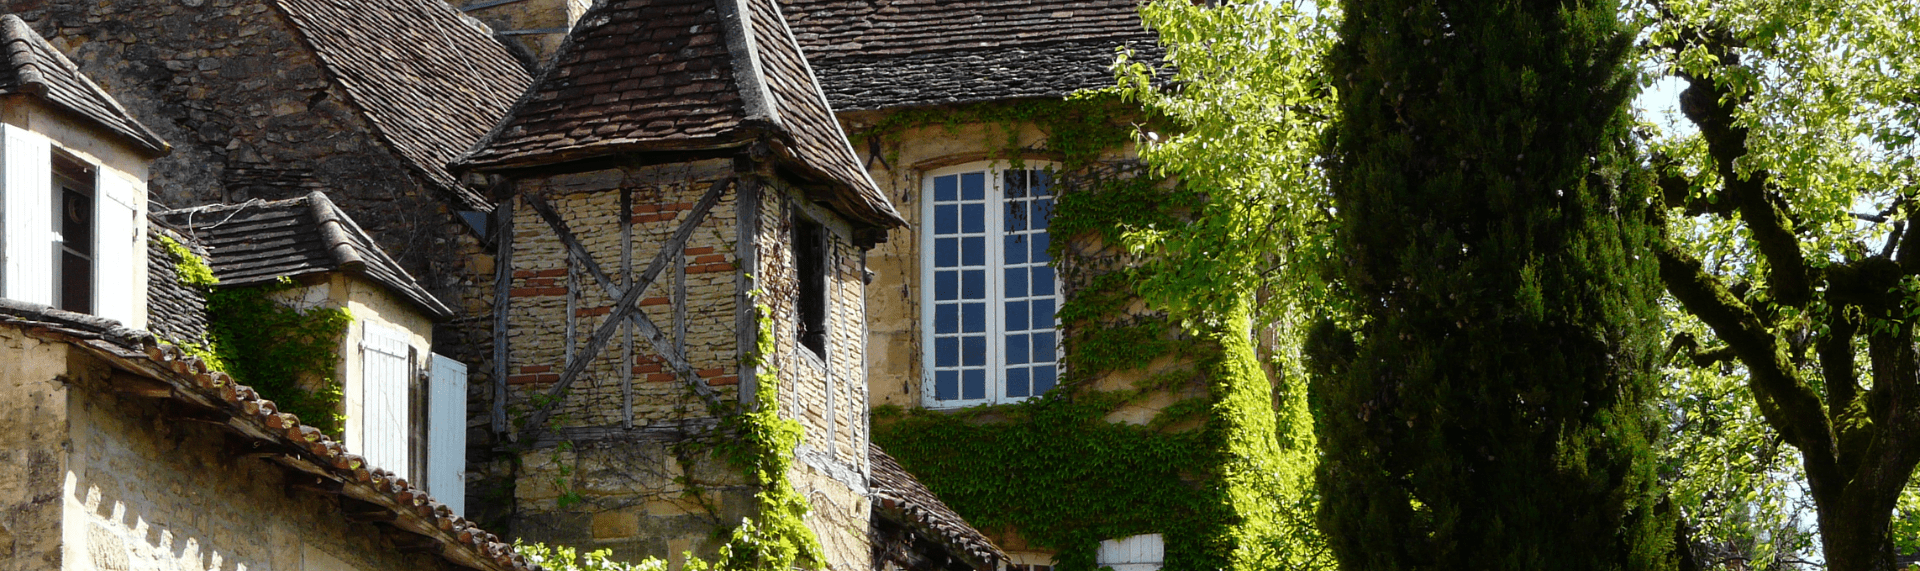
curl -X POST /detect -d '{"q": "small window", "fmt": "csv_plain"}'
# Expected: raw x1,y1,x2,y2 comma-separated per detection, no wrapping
52,152,94,314
921,165,1060,408
793,214,828,357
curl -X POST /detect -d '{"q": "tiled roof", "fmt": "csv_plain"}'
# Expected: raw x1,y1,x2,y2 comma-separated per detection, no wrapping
156,191,456,320
0,299,540,571
777,0,1156,111
870,443,1007,568
273,0,532,211
455,0,904,229
146,222,211,345
0,14,169,155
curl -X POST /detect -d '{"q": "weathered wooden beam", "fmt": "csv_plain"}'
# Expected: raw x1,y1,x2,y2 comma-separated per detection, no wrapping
735,175,762,408
491,197,514,437
110,372,174,398
518,179,733,440
621,187,635,429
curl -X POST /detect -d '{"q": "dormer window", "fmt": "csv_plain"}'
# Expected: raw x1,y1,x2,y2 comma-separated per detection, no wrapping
920,164,1060,408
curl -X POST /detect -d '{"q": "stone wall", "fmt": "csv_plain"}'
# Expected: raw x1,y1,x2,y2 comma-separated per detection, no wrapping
0,326,447,571
754,180,873,571
0,0,501,454
448,0,586,66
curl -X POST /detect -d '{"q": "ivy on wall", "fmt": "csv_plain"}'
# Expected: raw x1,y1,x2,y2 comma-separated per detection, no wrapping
159,235,353,436
857,96,1324,571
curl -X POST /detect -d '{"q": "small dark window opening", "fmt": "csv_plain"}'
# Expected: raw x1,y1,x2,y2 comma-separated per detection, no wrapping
793,215,828,357
52,152,94,315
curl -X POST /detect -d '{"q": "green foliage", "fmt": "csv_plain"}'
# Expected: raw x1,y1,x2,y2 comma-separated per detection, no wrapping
849,97,1138,171
158,235,218,288
1310,0,1675,569
1641,0,1920,567
204,279,352,437
701,303,823,571
515,540,667,571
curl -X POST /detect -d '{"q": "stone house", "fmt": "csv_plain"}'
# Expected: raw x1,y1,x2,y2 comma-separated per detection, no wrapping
0,18,531,571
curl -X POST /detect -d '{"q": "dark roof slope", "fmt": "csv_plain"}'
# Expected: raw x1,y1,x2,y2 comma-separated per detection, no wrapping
777,0,1157,111
870,443,1007,568
0,14,169,155
455,0,903,229
156,191,455,320
0,300,538,571
274,0,532,211
146,222,211,345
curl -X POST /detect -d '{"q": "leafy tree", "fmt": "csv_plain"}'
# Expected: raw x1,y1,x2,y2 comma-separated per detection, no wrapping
1307,0,1677,569
1642,0,1920,568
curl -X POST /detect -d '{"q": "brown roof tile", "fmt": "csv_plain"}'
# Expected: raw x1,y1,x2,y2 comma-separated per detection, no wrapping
455,0,904,229
776,0,1157,110
273,0,532,211
0,14,170,156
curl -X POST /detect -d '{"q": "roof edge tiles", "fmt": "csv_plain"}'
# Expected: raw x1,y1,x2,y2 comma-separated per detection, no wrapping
0,14,170,156
718,0,778,123
0,298,540,571
869,443,1009,569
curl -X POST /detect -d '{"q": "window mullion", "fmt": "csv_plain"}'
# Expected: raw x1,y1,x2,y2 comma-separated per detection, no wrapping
987,167,1006,405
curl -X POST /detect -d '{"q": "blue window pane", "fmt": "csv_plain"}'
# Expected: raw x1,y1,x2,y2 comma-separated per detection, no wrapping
935,270,958,300
935,205,957,235
1034,366,1057,393
935,238,958,267
1033,331,1056,362
1007,368,1030,398
1034,198,1053,229
935,175,958,202
963,336,986,366
963,369,986,400
962,270,985,299
936,370,959,400
962,303,985,333
962,203,984,233
1006,300,1029,331
936,338,958,367
935,304,958,334
962,237,985,266
1005,267,1028,297
1005,235,1028,265
961,173,985,201
1006,333,1030,364
1031,233,1051,263
1005,170,1028,198
1033,170,1052,196
1005,201,1027,232
1033,266,1055,296
1032,298,1055,326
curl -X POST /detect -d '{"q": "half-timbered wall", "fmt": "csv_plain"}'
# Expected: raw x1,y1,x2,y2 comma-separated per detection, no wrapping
755,180,874,571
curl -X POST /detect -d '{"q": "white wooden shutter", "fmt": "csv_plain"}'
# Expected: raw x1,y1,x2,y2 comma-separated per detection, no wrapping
427,353,468,515
93,172,142,327
0,124,51,305
1097,534,1165,571
360,321,412,481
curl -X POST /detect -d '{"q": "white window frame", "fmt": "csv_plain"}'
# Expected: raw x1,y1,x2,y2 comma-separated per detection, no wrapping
918,161,1063,409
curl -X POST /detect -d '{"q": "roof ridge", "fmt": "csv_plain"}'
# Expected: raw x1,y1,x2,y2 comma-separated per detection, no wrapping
719,0,778,123
304,191,368,272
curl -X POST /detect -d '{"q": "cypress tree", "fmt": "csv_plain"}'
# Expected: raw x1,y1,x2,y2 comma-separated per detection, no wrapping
1309,1,1675,569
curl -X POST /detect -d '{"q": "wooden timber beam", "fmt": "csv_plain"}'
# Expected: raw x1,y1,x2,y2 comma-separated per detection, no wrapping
517,179,733,441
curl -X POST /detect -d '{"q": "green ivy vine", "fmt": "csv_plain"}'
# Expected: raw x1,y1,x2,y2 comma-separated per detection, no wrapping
858,96,1320,571
159,235,353,436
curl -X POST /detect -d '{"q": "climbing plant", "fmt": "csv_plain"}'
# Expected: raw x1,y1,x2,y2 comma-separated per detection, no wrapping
160,235,353,436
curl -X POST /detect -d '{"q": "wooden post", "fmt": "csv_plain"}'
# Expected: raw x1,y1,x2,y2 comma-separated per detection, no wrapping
491,196,514,437
621,187,634,429
736,174,762,409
